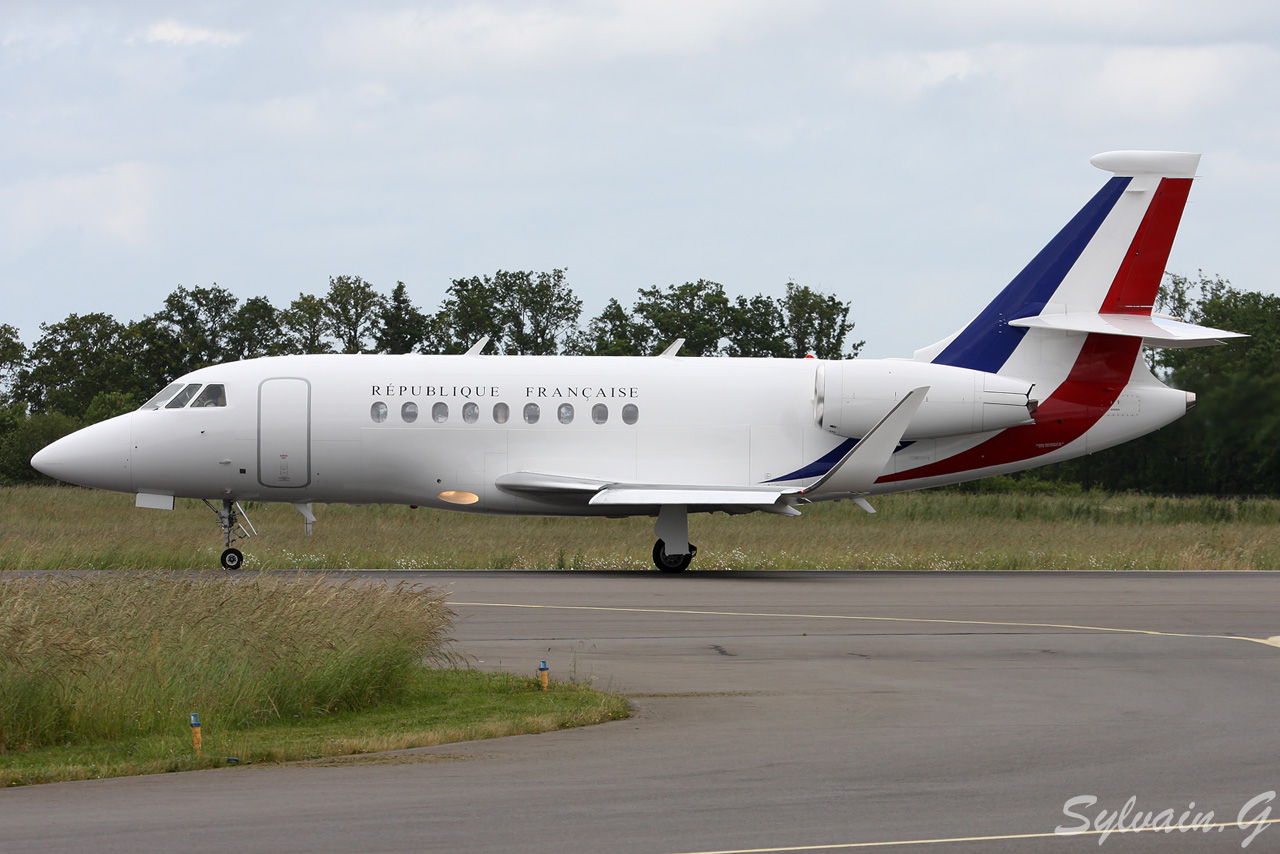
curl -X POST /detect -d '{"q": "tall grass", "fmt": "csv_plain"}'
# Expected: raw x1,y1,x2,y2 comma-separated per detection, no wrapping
2,485,1279,572
0,573,453,750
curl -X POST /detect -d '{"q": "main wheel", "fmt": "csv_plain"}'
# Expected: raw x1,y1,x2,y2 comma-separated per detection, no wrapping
653,539,696,573
220,547,244,570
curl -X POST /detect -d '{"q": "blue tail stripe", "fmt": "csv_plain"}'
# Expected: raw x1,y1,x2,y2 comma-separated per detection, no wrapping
932,176,1131,373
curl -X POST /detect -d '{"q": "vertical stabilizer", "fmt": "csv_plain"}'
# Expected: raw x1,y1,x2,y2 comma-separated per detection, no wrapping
916,151,1200,376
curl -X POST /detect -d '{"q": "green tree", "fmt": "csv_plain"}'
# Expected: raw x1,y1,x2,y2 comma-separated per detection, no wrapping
0,411,81,482
425,275,505,354
323,275,386,354
228,296,285,360
151,284,240,373
15,314,141,417
566,298,651,355
83,391,138,424
724,294,788,358
374,282,430,355
780,282,863,359
280,293,334,354
500,269,582,355
632,280,733,356
0,323,25,406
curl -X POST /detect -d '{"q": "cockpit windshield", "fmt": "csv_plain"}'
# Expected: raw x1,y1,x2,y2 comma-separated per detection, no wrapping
191,384,226,407
139,382,184,410
165,384,203,409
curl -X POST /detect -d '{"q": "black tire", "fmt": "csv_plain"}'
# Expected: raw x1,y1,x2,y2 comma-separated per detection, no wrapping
652,539,696,573
220,548,244,570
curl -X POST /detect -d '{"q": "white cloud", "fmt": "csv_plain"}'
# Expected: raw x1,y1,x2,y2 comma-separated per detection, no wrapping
842,41,1279,125
0,163,160,252
144,19,243,48
333,0,819,72
844,50,976,99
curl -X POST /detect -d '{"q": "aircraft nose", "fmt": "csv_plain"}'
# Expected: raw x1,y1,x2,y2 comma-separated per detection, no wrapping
30,413,133,493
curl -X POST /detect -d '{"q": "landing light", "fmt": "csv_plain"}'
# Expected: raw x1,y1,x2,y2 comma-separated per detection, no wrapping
438,490,479,505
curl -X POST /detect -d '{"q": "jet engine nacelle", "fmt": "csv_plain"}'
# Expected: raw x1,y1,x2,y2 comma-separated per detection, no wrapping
816,360,1036,440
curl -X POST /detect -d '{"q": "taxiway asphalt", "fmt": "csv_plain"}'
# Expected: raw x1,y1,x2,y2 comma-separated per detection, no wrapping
2,570,1278,853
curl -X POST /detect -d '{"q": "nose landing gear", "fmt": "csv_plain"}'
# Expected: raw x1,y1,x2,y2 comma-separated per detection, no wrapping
203,499,256,570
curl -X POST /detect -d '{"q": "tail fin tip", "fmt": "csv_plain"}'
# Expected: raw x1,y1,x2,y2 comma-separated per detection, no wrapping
1090,150,1200,178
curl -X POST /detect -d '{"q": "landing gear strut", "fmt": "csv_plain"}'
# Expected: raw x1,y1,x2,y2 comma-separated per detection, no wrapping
653,539,697,572
203,499,256,570
652,504,696,572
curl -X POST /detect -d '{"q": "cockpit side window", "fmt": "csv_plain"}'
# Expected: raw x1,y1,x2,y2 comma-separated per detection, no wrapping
139,382,184,410
191,384,227,408
165,383,203,409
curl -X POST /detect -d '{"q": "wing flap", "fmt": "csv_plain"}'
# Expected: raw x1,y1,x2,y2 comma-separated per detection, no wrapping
589,486,796,506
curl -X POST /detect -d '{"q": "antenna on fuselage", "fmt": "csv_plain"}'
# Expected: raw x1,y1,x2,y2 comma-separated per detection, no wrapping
465,336,490,356
658,338,685,358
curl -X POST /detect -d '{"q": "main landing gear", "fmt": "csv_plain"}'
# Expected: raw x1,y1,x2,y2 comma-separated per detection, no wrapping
652,504,696,572
653,539,697,573
203,499,256,570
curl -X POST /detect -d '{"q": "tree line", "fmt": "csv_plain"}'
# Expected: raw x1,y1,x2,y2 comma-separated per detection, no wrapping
0,272,861,479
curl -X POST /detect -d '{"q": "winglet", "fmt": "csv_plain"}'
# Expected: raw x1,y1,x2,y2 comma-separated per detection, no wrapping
658,339,685,358
803,387,929,497
465,336,490,356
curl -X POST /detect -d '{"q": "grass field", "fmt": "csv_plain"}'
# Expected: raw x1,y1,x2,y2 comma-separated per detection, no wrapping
3,484,1278,571
0,669,629,787
0,572,629,786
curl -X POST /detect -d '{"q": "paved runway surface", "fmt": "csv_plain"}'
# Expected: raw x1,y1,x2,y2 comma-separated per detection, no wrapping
3,571,1279,853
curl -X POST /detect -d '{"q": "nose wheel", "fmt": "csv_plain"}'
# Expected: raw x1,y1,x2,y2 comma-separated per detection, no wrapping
653,539,697,573
204,499,256,570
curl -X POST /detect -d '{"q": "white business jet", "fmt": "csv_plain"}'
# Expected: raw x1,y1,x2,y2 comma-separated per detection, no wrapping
32,151,1245,571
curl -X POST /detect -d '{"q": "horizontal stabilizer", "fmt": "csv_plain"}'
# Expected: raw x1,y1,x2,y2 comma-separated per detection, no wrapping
1008,312,1248,348
804,387,929,497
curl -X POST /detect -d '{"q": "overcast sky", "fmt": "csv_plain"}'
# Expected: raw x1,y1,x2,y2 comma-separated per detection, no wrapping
3,0,1278,357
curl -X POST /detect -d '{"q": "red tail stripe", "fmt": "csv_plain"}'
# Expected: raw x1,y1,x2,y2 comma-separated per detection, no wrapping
1099,178,1193,315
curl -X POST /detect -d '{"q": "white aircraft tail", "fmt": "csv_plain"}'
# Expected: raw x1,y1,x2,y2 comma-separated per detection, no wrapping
914,151,1240,378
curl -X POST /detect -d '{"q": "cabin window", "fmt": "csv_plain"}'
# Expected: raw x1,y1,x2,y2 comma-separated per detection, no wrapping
523,403,540,424
371,402,388,423
166,384,203,409
557,403,574,424
591,404,608,424
432,402,449,423
401,402,419,423
493,402,510,424
462,402,479,423
191,384,226,408
622,403,639,425
140,382,184,411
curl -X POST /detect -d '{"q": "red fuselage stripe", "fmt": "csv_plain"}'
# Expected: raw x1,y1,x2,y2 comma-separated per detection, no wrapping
877,334,1141,484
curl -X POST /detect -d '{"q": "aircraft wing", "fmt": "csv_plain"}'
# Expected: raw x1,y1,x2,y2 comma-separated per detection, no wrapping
494,471,803,514
494,387,930,516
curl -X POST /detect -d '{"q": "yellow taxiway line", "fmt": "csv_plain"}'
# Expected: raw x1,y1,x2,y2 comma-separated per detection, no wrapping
450,601,1280,650
659,816,1280,852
